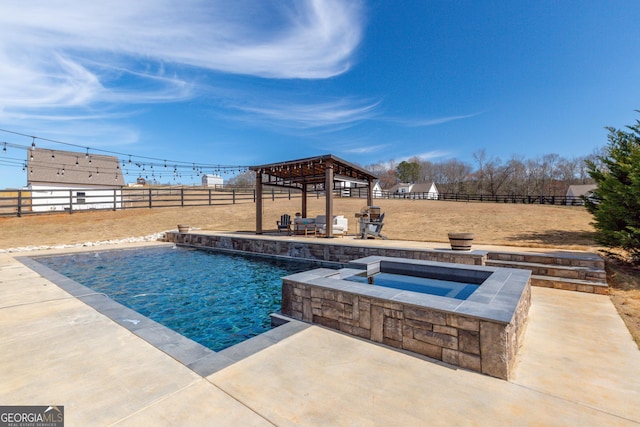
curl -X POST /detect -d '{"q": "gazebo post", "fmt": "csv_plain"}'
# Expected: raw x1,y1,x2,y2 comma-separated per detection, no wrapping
255,171,263,234
301,185,308,218
367,178,374,206
325,161,334,238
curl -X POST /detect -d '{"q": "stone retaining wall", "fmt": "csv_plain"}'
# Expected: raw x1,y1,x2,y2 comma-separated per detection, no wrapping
165,232,487,265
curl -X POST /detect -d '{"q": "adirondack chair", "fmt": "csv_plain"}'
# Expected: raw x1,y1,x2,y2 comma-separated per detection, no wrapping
276,214,292,234
362,212,387,240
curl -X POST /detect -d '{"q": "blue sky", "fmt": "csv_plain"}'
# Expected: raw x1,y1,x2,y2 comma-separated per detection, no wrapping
1,0,639,188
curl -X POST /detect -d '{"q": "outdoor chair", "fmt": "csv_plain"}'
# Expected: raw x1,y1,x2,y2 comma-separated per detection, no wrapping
276,214,292,234
362,212,387,240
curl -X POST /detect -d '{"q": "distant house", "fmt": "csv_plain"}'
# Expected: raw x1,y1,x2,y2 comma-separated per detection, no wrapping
372,181,384,198
389,182,439,200
202,174,224,188
27,148,125,212
565,184,597,205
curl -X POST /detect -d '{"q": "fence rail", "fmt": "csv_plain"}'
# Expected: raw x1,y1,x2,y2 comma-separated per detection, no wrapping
341,187,589,206
0,187,298,217
0,186,588,218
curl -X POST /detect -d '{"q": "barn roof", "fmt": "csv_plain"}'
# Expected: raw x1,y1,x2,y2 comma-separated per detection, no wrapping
27,148,125,187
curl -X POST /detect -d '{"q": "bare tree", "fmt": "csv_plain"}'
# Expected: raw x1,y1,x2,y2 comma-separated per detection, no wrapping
484,157,513,196
472,149,487,194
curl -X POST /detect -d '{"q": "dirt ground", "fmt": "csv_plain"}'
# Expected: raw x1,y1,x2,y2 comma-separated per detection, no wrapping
1,197,638,345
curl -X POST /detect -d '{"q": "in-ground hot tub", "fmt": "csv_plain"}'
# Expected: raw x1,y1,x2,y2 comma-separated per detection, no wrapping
282,256,531,379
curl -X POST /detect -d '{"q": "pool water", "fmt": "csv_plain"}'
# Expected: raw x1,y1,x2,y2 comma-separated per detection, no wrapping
36,246,314,351
345,272,479,300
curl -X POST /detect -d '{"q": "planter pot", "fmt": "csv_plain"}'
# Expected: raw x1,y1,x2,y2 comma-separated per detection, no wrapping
448,232,474,251
177,224,190,233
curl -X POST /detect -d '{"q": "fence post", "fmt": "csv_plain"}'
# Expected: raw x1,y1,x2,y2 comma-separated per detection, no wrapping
272,189,275,201
181,188,184,207
209,189,212,205
233,189,236,204
253,189,256,203
69,190,74,214
17,191,22,217
148,188,152,208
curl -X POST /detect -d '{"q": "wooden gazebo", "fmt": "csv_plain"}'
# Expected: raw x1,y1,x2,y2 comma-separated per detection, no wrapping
250,154,378,237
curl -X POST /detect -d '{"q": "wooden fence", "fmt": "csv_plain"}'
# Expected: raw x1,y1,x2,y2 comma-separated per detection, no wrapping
0,187,300,217
0,186,588,218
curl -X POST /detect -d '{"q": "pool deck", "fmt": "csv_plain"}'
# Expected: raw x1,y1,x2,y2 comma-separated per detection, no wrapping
1,238,639,426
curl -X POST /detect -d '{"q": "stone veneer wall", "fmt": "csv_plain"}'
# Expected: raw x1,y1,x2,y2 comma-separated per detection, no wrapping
281,279,531,380
165,232,487,266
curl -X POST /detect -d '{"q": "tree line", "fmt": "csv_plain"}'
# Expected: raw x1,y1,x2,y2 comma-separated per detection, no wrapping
364,149,599,197
227,149,599,197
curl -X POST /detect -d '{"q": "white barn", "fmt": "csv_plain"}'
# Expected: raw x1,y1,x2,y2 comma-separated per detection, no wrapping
372,181,384,198
565,184,597,205
389,182,439,199
27,148,125,212
202,174,224,188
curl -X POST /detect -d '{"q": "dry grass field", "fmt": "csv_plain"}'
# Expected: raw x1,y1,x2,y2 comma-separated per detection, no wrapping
0,198,597,250
1,197,638,345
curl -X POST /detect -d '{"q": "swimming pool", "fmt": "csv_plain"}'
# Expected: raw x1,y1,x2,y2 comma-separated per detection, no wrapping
36,246,316,352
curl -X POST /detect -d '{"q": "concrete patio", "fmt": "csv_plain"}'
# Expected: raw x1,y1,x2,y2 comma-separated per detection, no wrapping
1,240,639,426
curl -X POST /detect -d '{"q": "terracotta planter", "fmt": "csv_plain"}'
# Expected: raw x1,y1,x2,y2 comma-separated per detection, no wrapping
177,224,190,233
448,232,474,251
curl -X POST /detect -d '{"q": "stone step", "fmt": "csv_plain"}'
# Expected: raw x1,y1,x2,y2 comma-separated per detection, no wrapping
486,259,607,282
530,275,608,295
487,251,605,270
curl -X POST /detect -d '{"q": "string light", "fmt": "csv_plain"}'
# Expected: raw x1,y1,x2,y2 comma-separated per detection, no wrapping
1,127,253,185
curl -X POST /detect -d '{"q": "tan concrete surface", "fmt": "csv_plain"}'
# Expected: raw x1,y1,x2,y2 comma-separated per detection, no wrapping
512,287,640,421
1,244,639,426
210,325,633,426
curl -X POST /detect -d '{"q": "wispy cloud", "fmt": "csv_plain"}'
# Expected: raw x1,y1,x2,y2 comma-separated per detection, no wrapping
388,112,483,127
342,144,390,155
0,0,365,125
398,150,451,162
228,98,379,130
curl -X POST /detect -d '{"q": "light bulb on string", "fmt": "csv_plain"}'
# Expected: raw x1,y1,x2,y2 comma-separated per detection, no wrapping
2,142,6,153
31,137,36,150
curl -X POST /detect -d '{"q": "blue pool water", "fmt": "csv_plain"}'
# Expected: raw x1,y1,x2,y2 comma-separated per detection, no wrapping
345,272,478,300
36,246,315,351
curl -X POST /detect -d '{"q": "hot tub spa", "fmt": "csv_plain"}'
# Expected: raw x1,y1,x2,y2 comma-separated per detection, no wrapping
281,256,531,380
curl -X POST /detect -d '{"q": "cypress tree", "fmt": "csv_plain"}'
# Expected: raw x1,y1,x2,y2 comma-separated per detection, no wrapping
585,118,640,264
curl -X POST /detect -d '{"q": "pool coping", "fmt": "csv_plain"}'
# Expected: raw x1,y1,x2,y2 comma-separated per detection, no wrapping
16,249,313,377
